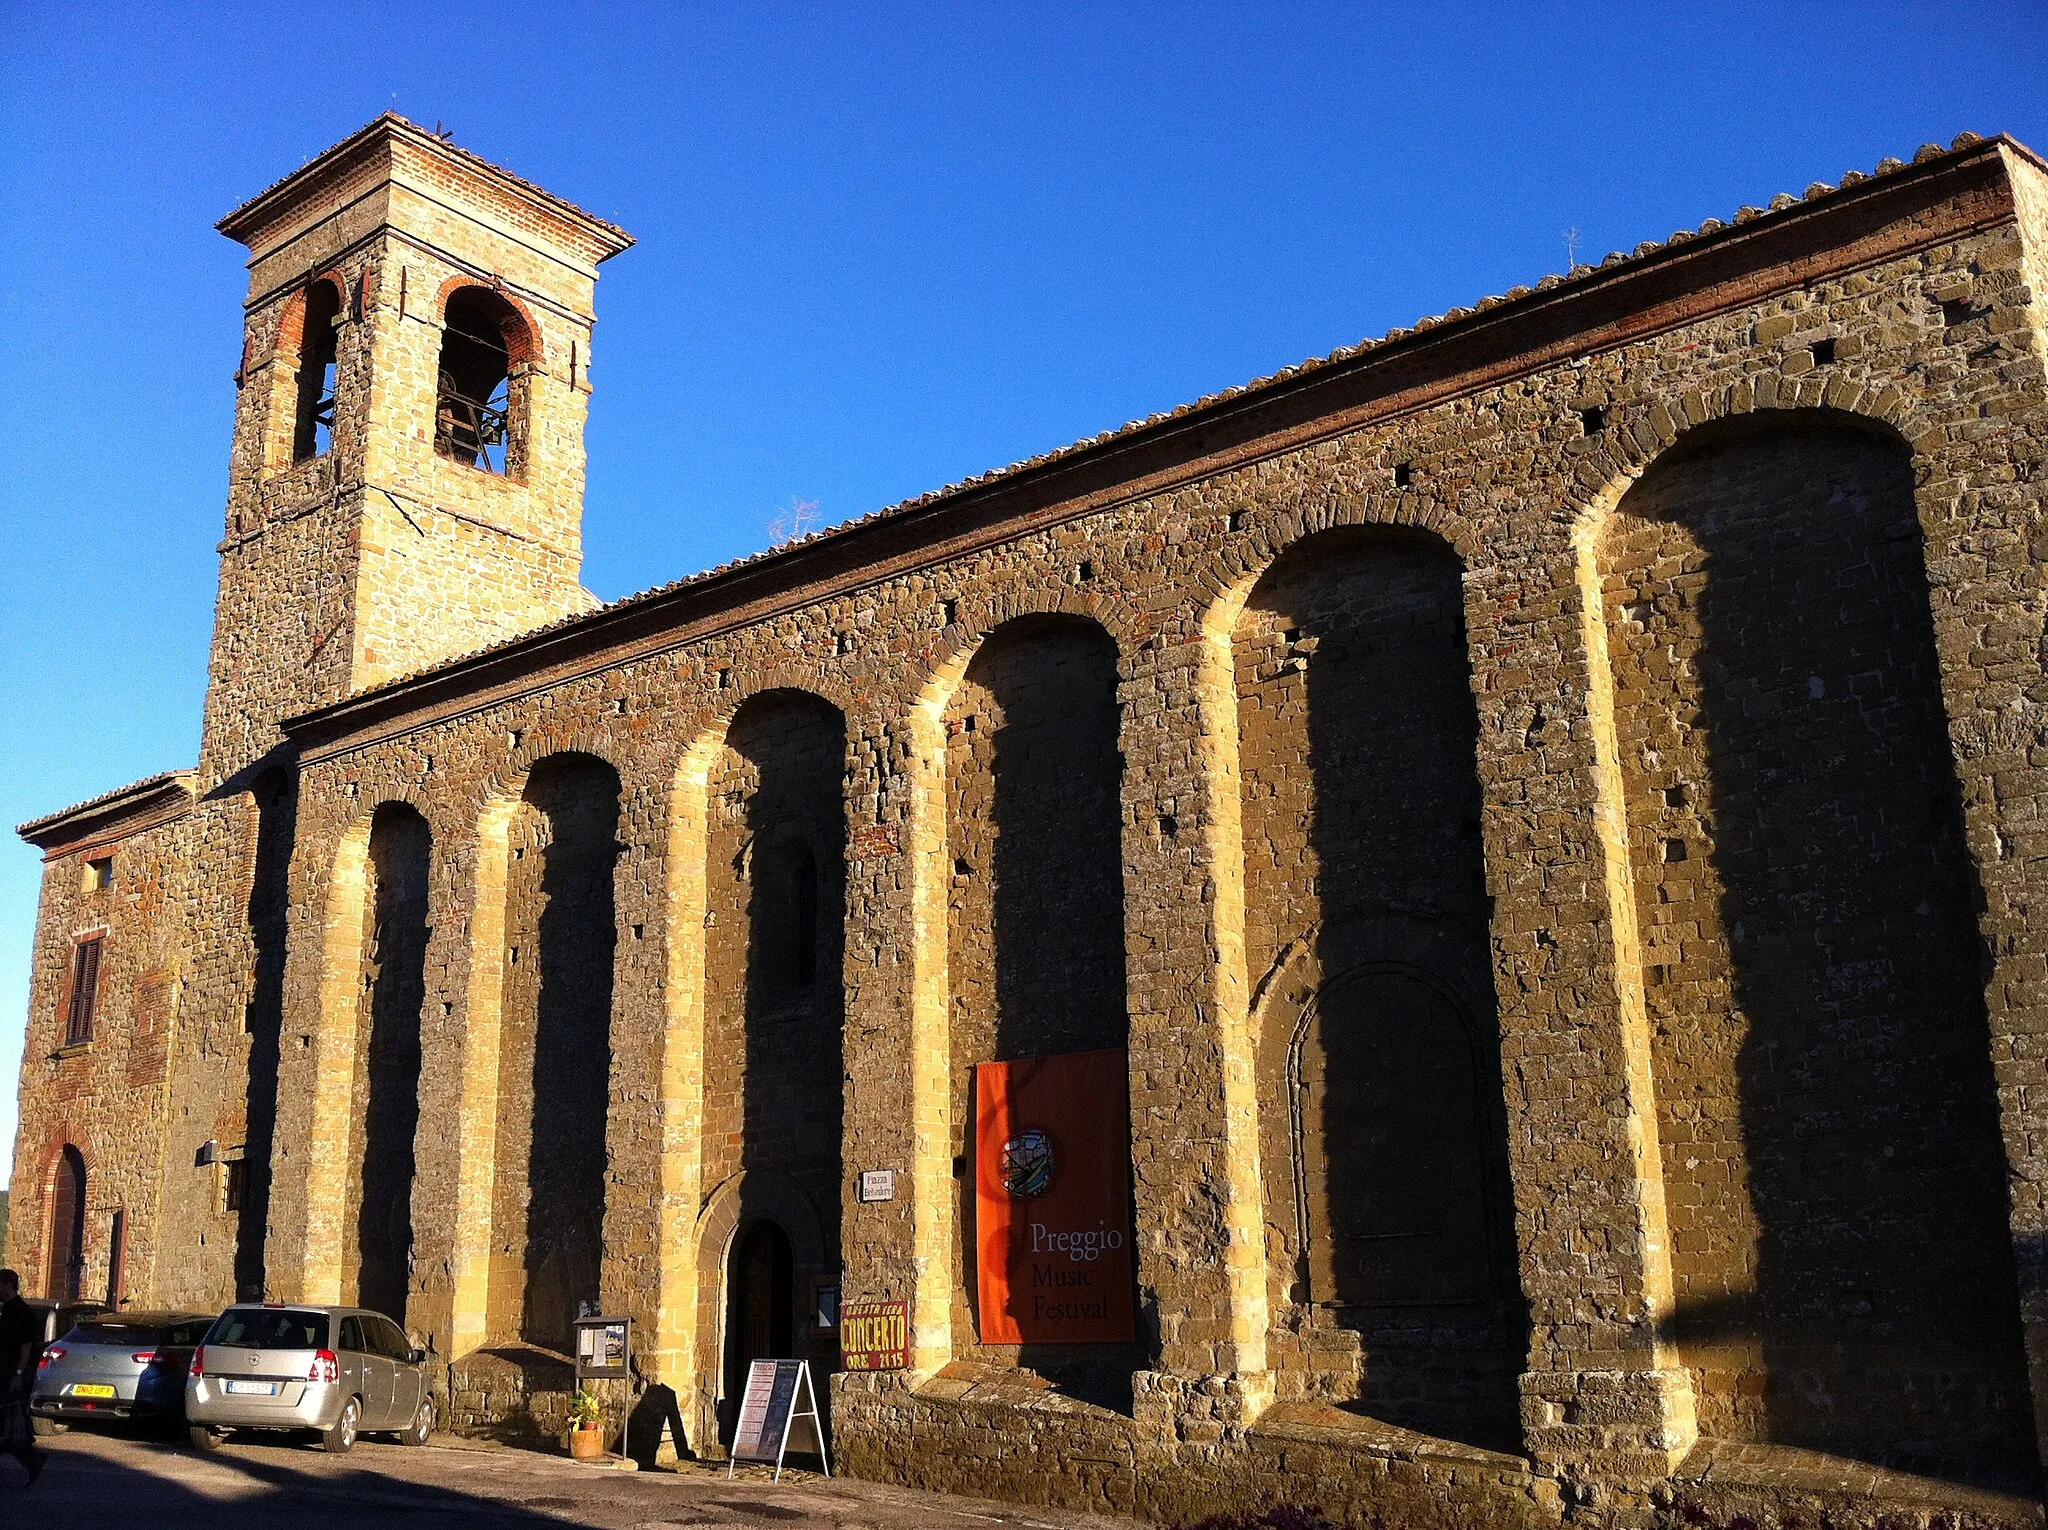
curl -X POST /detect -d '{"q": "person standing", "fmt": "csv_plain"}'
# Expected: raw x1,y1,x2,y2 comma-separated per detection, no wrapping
0,1269,47,1486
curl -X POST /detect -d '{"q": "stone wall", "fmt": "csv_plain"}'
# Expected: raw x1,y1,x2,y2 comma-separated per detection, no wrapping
14,129,2048,1529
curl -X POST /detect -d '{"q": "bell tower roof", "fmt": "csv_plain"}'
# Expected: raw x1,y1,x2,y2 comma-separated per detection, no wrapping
215,112,634,273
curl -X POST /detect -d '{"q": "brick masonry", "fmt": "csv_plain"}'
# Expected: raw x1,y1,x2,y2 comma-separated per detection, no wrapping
13,118,2048,1528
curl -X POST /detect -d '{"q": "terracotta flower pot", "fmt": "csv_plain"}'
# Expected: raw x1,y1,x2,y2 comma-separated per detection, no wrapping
569,1424,606,1459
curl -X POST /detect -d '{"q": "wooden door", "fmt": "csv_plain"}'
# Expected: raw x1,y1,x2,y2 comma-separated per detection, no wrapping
49,1147,87,1301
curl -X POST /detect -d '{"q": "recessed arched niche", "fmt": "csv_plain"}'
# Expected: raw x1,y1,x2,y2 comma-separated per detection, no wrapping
1235,525,1525,1453
1594,411,2031,1478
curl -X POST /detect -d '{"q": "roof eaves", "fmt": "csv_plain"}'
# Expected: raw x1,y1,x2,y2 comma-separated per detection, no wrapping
217,112,634,258
17,770,199,847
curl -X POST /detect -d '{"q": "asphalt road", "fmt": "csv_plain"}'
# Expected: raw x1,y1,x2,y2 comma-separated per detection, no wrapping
4,1426,1142,1530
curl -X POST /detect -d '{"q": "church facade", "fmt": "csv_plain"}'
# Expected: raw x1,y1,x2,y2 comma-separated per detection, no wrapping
13,116,2048,1526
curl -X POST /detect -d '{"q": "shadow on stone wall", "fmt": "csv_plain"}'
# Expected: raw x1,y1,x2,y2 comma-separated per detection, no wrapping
1234,526,1525,1452
352,802,430,1323
235,759,297,1300
493,753,620,1354
732,691,847,1410
1611,414,2035,1486
949,615,1143,1412
1296,528,1524,1453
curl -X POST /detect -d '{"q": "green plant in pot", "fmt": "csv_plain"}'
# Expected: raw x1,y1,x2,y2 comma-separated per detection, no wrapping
568,1386,606,1459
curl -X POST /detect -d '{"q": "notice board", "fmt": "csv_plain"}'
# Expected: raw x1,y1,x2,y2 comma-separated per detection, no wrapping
573,1315,630,1380
974,1048,1135,1344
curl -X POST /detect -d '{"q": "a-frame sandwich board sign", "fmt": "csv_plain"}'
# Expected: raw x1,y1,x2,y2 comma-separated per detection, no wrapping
728,1358,830,1481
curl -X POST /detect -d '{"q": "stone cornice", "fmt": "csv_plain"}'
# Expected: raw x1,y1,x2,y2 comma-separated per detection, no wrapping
217,112,635,270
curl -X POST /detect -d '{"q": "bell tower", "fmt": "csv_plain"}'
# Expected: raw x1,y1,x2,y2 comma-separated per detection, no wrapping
198,115,634,786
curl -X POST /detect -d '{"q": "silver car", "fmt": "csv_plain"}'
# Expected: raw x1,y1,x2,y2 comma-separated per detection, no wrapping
32,1311,215,1431
185,1304,434,1453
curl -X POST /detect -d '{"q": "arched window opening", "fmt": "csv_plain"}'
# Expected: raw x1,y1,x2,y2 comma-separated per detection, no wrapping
50,1145,87,1301
436,287,523,477
292,279,342,462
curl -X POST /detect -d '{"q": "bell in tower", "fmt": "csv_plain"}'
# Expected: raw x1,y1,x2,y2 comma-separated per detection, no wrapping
199,115,633,789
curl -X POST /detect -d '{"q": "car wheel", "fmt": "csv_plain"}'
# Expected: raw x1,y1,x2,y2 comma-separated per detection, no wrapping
399,1398,434,1447
321,1396,359,1454
188,1424,226,1452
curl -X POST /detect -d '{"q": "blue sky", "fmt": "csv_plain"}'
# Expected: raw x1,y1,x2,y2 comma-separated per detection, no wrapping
2,0,2045,1180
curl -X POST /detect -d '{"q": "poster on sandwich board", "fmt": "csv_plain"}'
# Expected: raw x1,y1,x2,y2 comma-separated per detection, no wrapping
728,1358,829,1480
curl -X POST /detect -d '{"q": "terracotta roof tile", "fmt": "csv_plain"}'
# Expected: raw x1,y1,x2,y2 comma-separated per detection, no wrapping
17,769,198,841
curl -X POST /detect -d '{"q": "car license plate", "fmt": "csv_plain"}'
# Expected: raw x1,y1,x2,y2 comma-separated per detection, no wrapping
224,1380,279,1395
69,1383,116,1399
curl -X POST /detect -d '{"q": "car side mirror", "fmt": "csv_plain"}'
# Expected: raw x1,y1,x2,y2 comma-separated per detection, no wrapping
408,1348,427,1366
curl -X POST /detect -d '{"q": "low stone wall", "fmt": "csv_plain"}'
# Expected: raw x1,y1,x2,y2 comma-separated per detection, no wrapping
835,1370,1558,1528
447,1345,597,1450
836,1372,2046,1530
1657,1440,2045,1530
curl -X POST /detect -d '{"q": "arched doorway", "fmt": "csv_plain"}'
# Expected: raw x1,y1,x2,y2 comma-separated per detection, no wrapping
49,1146,87,1301
721,1220,793,1439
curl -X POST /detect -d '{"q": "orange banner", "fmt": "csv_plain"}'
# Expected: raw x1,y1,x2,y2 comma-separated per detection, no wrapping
974,1049,1135,1344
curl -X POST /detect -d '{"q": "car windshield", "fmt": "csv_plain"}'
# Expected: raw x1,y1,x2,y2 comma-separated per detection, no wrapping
69,1321,168,1345
207,1308,328,1350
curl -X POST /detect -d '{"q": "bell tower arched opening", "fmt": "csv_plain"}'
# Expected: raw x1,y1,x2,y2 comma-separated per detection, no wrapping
290,277,343,462
435,286,530,479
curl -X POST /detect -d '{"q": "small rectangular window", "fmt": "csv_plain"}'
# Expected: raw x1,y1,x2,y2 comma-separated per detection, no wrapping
83,856,113,892
224,1158,248,1214
65,935,104,1046
1941,297,1981,329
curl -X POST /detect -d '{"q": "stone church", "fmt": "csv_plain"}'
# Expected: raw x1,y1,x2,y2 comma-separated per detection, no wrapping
12,115,2048,1526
